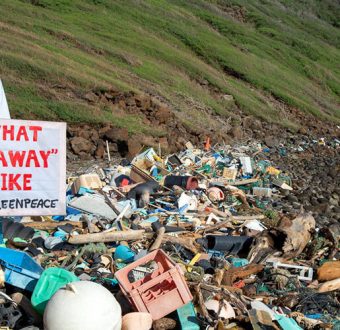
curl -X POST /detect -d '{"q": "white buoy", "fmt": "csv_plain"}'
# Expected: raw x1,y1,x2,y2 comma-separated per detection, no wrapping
44,281,122,330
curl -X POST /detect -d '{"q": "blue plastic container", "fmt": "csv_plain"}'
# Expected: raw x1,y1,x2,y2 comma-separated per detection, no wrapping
0,248,43,291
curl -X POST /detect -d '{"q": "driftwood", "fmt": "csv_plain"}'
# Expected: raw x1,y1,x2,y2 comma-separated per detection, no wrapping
222,264,264,286
318,278,340,293
197,220,233,235
248,212,316,262
247,231,275,263
161,235,198,254
213,268,224,286
82,215,100,233
149,227,166,252
233,215,265,221
68,230,144,244
24,221,83,230
195,284,213,323
278,212,315,259
204,207,232,218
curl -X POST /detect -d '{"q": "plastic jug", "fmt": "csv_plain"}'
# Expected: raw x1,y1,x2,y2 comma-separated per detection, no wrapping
31,267,79,314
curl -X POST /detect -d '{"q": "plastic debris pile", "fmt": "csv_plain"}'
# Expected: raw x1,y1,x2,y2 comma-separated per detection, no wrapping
0,141,339,330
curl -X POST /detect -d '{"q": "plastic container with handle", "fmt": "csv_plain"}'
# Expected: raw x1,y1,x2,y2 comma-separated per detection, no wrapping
31,267,79,314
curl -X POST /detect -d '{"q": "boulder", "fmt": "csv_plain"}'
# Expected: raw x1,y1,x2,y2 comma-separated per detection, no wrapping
98,125,112,138
127,137,143,159
243,116,263,131
230,126,243,139
95,141,106,159
125,97,136,107
135,94,151,110
104,128,129,143
140,135,157,148
158,137,169,153
70,137,95,155
154,105,172,124
264,136,279,147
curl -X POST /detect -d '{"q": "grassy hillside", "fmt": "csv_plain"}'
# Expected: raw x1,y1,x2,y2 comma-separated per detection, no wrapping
0,0,339,135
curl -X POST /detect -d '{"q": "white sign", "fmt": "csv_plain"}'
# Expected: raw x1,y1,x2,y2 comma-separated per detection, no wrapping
0,119,66,216
0,80,10,119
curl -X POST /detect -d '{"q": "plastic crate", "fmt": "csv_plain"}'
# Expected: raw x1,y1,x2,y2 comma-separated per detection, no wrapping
115,249,192,320
0,248,43,291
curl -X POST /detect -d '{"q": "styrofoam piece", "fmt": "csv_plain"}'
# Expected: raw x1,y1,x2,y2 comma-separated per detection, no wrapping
244,220,266,232
71,174,102,194
178,193,198,212
253,187,272,197
239,156,252,174
68,194,117,219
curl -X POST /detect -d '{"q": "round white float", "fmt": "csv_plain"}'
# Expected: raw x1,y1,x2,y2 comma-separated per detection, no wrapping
44,281,122,330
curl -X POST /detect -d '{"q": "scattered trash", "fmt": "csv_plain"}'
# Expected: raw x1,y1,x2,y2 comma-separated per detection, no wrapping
0,141,338,329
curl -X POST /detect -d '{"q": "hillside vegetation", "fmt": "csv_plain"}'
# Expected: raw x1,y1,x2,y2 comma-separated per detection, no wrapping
1,0,339,135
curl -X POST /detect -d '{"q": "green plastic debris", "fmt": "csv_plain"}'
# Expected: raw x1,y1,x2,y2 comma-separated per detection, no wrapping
177,302,200,330
31,267,79,314
197,164,212,174
257,283,270,293
275,315,303,330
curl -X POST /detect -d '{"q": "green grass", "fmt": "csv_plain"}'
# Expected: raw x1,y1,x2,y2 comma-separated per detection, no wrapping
0,0,339,135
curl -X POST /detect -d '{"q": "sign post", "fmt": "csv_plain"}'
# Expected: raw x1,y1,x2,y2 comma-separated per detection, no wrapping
0,80,10,120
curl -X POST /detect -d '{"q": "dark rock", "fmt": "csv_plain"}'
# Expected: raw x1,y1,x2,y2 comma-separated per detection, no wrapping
158,137,169,154
264,136,279,147
230,126,243,139
154,105,172,124
328,168,338,179
243,116,262,131
135,94,151,110
125,97,136,107
95,141,105,159
98,125,112,138
298,127,307,135
127,136,143,159
104,128,129,143
140,135,157,148
70,137,95,155
286,195,298,203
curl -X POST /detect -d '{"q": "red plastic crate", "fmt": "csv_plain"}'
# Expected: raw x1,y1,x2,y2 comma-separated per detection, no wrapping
115,249,192,320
